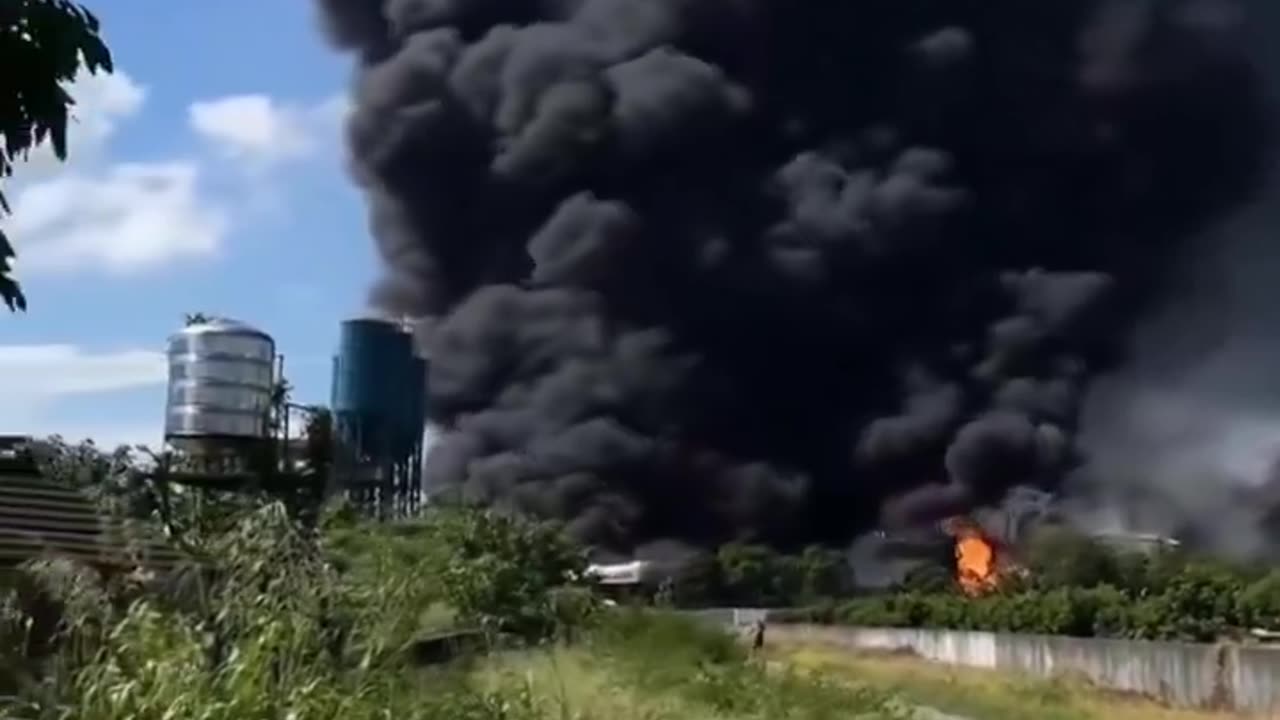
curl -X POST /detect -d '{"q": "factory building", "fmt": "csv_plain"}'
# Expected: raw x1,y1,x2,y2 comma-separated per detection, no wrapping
1089,531,1181,556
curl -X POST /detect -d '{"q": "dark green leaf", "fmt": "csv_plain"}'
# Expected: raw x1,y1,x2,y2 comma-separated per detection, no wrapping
0,0,116,314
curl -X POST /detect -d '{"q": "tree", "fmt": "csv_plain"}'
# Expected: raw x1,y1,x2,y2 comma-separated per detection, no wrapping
786,545,854,603
33,436,156,520
716,543,787,606
300,406,333,475
435,509,589,640
1021,526,1119,589
1,1,114,312
897,563,953,594
1237,570,1280,630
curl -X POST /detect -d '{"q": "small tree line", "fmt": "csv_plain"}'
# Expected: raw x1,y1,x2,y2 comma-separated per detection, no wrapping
781,527,1280,643
661,542,854,609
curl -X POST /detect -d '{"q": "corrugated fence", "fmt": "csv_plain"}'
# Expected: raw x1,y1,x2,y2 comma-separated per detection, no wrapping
767,624,1280,714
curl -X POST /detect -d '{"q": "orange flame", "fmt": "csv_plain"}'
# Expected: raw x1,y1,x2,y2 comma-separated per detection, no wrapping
941,516,1002,596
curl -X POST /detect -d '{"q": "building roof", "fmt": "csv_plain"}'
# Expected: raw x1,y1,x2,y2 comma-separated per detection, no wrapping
0,469,185,573
1090,531,1181,549
586,560,651,585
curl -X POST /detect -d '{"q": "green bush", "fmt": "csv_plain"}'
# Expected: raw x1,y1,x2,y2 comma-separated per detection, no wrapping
1021,527,1120,589
667,542,854,608
1238,570,1280,630
817,532,1273,642
1124,562,1247,641
0,470,921,720
0,500,620,719
434,509,592,641
591,609,904,719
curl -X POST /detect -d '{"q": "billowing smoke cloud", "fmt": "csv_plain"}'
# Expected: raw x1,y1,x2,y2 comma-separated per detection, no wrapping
1064,0,1280,562
314,0,1269,553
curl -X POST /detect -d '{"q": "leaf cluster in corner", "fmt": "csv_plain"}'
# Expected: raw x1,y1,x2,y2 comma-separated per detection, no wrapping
0,0,114,312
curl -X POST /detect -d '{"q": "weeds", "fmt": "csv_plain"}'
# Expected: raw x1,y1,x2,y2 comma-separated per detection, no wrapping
589,610,909,719
0,501,912,719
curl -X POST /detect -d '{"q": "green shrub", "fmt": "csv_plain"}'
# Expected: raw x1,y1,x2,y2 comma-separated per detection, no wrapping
817,537,1268,642
717,543,790,606
670,542,855,609
1,477,918,720
1238,570,1280,630
1123,562,1246,641
0,500,623,719
1022,527,1119,589
435,509,590,641
897,564,953,594
592,609,904,719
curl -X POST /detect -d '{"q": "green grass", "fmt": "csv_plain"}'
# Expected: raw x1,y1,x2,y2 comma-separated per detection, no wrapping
471,612,910,720
580,610,909,719
0,504,920,720
775,643,1253,720
477,649,743,720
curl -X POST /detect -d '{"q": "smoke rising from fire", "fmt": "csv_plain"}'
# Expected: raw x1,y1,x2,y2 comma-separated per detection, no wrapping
1065,0,1280,562
314,0,1269,553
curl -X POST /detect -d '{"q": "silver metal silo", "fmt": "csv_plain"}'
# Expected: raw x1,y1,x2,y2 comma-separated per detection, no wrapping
164,318,276,446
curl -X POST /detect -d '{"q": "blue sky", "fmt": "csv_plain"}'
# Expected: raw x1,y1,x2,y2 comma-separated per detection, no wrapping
0,1,376,448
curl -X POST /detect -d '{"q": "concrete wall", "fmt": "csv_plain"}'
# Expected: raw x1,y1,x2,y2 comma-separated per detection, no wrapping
769,624,1280,714
683,607,769,630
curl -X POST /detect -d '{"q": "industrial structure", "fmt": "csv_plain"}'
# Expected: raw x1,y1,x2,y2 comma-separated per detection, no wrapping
585,560,667,604
164,318,279,475
1089,531,1181,556
157,316,327,503
329,318,427,518
154,314,430,518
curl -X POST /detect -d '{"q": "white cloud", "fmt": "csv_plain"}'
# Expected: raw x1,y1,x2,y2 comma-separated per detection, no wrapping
3,72,346,279
4,74,348,277
3,68,231,276
0,344,167,448
188,93,348,168
315,93,353,125
6,162,227,275
0,344,165,397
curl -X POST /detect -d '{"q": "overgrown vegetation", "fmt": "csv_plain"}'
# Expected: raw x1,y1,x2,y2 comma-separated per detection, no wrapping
0,439,912,719
781,644,1242,720
656,525,1273,645
17,432,1280,720
787,527,1280,642
659,541,854,609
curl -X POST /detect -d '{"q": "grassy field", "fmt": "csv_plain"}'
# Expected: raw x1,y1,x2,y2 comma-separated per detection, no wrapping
475,649,762,720
461,612,919,720
772,642,1259,720
22,498,1266,720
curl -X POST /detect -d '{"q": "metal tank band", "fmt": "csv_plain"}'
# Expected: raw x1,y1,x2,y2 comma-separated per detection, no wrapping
164,318,276,442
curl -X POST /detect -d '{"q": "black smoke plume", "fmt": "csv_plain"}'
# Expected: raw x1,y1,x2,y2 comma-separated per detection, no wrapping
314,0,1269,553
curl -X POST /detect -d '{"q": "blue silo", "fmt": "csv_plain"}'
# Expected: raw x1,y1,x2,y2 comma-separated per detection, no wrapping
330,318,426,517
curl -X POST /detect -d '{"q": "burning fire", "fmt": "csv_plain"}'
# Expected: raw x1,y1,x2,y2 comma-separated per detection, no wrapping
941,516,1004,596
